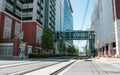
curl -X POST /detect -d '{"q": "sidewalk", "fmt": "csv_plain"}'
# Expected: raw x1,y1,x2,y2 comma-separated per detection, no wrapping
97,57,120,67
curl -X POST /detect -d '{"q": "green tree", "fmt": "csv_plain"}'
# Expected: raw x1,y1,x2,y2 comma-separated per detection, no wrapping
41,28,54,53
84,49,89,56
67,46,73,54
58,40,67,54
74,48,79,55
67,45,79,56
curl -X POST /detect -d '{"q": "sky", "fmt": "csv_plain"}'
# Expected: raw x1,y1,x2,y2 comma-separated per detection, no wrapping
70,0,94,52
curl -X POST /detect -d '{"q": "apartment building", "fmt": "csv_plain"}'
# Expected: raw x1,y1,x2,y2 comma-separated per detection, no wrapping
0,0,44,56
44,0,56,32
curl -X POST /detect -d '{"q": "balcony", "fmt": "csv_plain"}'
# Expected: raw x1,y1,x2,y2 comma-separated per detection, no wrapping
22,3,33,9
37,6,40,11
16,0,22,8
15,9,21,17
36,15,43,25
37,0,40,4
21,0,33,3
22,12,32,17
5,3,13,12
37,0,44,5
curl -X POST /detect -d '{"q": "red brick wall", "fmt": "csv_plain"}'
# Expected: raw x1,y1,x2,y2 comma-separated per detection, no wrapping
22,22,43,53
0,12,21,39
22,22,36,44
11,19,21,39
0,12,21,56
113,0,120,19
0,12,5,39
0,11,43,56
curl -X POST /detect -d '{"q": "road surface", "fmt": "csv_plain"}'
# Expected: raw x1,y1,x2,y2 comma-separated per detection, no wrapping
62,59,120,75
0,59,120,75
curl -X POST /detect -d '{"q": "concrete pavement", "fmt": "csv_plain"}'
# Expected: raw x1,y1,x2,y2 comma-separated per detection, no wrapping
24,60,75,75
0,58,120,75
0,59,68,75
61,59,120,75
96,57,120,67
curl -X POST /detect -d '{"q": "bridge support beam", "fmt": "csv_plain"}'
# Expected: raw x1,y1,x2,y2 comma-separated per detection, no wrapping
88,39,95,57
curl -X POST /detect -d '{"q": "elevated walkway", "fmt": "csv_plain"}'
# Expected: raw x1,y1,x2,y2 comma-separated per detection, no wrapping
55,30,95,40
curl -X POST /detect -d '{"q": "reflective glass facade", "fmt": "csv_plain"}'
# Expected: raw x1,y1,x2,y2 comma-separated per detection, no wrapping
64,0,73,31
64,0,73,44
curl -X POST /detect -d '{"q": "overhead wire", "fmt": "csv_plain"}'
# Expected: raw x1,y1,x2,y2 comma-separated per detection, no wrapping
78,0,90,50
56,0,90,51
81,0,90,30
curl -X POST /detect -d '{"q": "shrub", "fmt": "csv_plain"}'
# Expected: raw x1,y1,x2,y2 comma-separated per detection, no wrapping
28,53,78,58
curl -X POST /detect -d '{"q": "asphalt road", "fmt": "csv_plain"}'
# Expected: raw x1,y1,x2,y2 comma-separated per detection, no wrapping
0,59,68,75
0,59,120,75
63,59,120,75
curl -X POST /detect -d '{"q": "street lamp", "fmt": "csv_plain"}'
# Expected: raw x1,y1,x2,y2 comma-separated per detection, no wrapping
96,40,99,49
95,40,100,57
19,10,25,59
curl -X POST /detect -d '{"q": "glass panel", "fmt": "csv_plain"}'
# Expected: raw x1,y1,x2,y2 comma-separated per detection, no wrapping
0,43,13,56
3,16,12,39
14,22,20,39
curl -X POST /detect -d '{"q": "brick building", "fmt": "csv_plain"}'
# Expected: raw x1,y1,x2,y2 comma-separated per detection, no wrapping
0,0,44,57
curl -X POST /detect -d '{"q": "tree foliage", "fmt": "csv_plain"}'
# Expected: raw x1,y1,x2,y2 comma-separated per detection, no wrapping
84,49,89,56
58,41,79,55
58,40,67,54
41,28,54,52
67,45,79,55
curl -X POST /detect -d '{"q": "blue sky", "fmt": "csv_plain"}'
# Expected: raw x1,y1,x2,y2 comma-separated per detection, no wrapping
70,0,94,51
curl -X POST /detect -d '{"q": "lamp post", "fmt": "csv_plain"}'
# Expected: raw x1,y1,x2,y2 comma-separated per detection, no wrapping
96,40,99,52
96,40,100,57
19,10,25,59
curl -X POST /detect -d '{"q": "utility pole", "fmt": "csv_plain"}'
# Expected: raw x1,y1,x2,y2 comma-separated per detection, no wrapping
19,10,25,59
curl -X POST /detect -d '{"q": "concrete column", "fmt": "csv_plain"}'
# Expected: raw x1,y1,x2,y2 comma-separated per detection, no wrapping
99,49,101,57
114,20,120,57
32,0,37,20
98,49,100,57
54,41,59,54
104,46,107,57
100,49,102,57
101,48,104,57
108,43,112,57
106,45,109,56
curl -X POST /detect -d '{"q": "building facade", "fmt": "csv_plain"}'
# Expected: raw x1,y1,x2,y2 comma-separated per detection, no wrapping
113,0,120,57
44,0,56,32
93,0,116,57
55,0,64,31
54,0,64,54
63,0,73,45
54,0,73,54
64,0,73,31
0,0,44,56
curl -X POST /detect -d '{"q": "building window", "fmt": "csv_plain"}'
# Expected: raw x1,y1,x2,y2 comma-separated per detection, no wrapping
0,43,13,56
36,25,42,44
3,16,12,39
14,22,20,39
